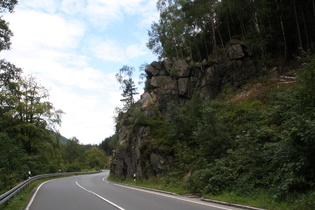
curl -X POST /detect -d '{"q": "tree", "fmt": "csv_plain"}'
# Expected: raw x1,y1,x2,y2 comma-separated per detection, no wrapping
0,0,17,51
86,147,107,169
0,132,28,192
147,0,221,60
0,0,18,12
1,75,63,155
147,0,315,63
99,134,119,156
62,137,87,171
115,65,138,111
209,0,217,51
0,0,67,180
0,75,64,175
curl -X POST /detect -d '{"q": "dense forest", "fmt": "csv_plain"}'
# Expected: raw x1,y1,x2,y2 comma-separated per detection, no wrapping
0,1,109,194
103,0,315,209
147,0,315,63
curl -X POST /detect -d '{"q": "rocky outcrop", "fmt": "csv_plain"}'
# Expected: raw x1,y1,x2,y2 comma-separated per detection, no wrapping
142,40,256,112
110,40,257,179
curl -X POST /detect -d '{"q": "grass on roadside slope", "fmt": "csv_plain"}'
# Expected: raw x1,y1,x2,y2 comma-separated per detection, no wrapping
108,176,191,195
109,176,315,210
0,179,50,210
199,190,315,210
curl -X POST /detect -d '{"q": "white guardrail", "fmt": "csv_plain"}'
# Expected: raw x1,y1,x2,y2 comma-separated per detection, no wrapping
0,171,100,206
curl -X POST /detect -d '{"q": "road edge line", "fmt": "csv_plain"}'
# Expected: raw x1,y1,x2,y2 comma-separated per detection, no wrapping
75,179,125,210
105,177,265,210
25,180,53,210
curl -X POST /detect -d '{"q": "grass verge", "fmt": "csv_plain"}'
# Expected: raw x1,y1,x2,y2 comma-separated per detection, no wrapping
0,179,50,210
0,174,83,210
203,190,315,210
108,176,191,195
108,176,315,210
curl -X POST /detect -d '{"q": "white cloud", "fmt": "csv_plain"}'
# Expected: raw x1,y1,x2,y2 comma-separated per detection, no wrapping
92,40,153,62
0,0,158,144
18,0,59,13
138,2,159,26
6,10,85,51
76,0,158,27
93,40,125,62
85,0,122,26
126,44,147,59
50,84,121,144
60,0,85,15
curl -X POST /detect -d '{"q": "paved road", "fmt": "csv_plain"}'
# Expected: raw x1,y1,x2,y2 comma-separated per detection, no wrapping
26,171,244,210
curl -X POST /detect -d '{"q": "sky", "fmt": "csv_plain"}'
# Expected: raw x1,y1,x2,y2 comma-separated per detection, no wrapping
1,0,159,145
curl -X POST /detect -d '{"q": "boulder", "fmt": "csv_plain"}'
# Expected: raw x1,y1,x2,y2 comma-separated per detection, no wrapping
178,78,190,97
151,61,162,71
150,153,167,175
151,76,177,92
173,58,190,77
163,59,172,73
227,44,245,60
145,65,159,77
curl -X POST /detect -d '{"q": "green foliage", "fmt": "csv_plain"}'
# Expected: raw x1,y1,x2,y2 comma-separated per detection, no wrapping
0,133,28,193
296,56,315,108
115,65,138,111
121,56,315,209
148,0,315,62
109,174,191,195
0,179,47,210
166,93,231,174
85,147,107,170
62,137,87,171
144,78,152,92
190,159,236,195
99,134,118,156
169,67,178,77
185,59,315,201
0,1,107,194
0,0,18,13
0,72,65,190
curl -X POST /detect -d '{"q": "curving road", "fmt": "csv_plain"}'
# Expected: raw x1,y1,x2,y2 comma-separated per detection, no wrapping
26,171,244,210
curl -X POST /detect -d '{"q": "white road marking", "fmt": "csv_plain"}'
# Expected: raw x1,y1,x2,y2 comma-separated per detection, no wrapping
25,180,53,210
102,176,109,183
109,182,236,210
75,179,125,210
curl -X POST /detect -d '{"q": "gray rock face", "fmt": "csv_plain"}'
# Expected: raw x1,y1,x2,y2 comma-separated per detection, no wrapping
145,65,159,77
110,42,257,179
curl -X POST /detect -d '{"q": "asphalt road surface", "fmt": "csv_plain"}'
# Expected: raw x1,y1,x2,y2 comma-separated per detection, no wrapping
26,170,245,210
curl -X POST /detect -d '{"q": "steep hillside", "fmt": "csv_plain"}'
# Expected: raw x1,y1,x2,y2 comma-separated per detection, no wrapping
109,44,315,208
110,40,257,178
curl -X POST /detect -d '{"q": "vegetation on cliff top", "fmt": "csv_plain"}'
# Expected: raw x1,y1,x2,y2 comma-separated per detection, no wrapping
107,56,315,209
104,1,315,208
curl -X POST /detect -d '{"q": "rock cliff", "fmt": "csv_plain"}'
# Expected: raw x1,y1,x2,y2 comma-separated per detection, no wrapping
110,40,257,179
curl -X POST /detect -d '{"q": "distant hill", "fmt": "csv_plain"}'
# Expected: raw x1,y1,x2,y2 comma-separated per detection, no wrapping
58,135,69,145
50,131,69,145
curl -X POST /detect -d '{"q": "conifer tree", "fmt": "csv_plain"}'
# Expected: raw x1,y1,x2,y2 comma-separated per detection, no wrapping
115,65,138,111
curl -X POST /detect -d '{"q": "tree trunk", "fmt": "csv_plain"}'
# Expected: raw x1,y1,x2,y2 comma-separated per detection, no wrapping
203,32,209,58
209,0,217,51
276,0,288,60
226,15,232,41
301,5,310,51
241,21,246,40
293,0,304,55
218,24,224,48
